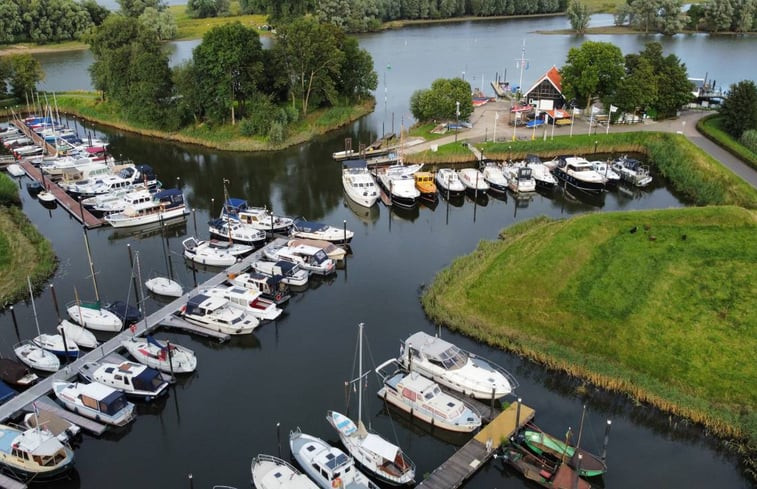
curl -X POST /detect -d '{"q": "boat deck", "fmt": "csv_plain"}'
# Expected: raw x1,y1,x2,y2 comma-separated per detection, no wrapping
416,400,535,489
22,396,106,436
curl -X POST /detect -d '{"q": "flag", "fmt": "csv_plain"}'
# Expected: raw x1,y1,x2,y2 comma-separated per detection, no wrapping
573,107,580,115
591,106,600,114
610,104,618,113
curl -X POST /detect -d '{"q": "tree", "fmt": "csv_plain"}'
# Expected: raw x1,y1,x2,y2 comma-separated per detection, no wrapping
636,42,692,118
560,41,625,109
0,58,12,96
272,17,344,116
317,0,352,28
629,0,661,32
566,0,591,33
703,0,734,31
335,36,377,100
186,0,230,18
409,78,472,122
720,80,757,138
655,0,688,34
118,0,165,17
0,2,23,43
139,6,177,40
611,55,657,116
80,0,111,26
191,22,264,124
7,54,44,100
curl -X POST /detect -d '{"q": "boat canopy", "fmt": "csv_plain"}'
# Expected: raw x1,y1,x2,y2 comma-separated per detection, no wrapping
131,367,163,391
405,332,467,370
525,154,542,164
292,218,328,233
274,261,296,274
155,188,184,204
342,159,368,169
362,433,399,461
223,198,249,216
0,380,17,404
185,294,216,315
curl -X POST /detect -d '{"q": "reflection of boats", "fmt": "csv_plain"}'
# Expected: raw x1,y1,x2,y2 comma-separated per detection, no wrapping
375,359,481,433
251,454,319,489
0,424,75,479
497,443,591,489
342,159,379,208
344,195,380,224
398,331,517,399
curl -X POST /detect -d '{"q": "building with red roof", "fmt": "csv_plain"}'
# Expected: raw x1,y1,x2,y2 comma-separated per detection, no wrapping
523,66,566,111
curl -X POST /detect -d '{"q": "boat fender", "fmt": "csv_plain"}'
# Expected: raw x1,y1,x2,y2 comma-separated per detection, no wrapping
332,478,342,488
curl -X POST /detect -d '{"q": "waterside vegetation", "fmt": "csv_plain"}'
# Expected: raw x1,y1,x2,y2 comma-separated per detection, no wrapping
698,115,757,171
421,205,757,445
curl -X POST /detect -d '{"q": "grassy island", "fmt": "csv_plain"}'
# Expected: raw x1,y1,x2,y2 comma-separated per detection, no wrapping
422,206,757,443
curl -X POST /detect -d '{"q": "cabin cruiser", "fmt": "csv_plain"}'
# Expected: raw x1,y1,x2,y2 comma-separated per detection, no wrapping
611,155,653,187
502,164,537,193
90,187,156,216
52,381,136,427
481,163,509,193
105,188,189,228
79,360,169,401
375,359,481,433
590,160,620,188
226,271,291,305
203,284,284,321
458,168,490,194
121,336,197,374
342,159,379,208
290,218,354,244
552,156,606,194
264,243,336,276
182,237,252,267
0,424,74,479
435,168,466,198
251,454,319,489
374,165,420,209
208,218,266,247
287,239,346,263
397,331,517,399
521,154,557,189
180,293,260,335
289,428,380,489
251,260,309,287
222,198,293,233
414,171,438,201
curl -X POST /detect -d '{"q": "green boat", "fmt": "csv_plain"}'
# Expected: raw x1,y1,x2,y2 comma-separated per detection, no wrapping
522,430,607,477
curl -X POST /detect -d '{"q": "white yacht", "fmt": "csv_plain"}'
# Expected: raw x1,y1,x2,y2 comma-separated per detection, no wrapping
251,454,319,489
225,271,291,305
457,168,490,194
144,276,183,297
590,160,620,187
180,293,260,335
79,360,169,401
435,168,466,197
121,336,197,374
502,164,537,193
208,218,266,247
14,340,59,373
264,243,336,276
374,166,420,209
182,237,251,267
201,285,283,322
522,154,557,189
57,320,99,349
611,155,653,187
397,331,517,399
553,156,606,193
481,162,509,193
52,381,136,427
291,218,354,244
342,159,379,208
251,260,309,287
66,301,123,332
222,198,293,233
105,188,189,228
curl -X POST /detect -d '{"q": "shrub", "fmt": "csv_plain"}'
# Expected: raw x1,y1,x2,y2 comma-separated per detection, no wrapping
0,173,20,206
740,129,757,154
268,121,286,144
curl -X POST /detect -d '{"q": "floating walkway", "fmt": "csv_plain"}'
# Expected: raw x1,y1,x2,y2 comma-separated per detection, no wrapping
416,400,535,489
22,396,106,436
0,239,285,427
0,473,27,489
10,119,57,156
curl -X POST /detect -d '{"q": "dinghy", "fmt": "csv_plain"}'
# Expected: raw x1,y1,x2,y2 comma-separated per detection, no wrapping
67,301,122,332
121,336,197,374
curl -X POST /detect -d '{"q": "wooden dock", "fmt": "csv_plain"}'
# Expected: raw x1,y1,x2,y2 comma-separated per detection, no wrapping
0,239,284,426
0,473,27,489
23,396,106,436
10,119,57,157
416,401,535,489
18,159,105,228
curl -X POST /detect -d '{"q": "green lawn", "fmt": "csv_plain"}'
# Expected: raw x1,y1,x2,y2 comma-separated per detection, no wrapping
698,115,757,171
422,206,757,442
168,4,269,41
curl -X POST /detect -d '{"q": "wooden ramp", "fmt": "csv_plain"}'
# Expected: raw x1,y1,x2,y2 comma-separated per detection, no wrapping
416,401,535,489
18,159,105,228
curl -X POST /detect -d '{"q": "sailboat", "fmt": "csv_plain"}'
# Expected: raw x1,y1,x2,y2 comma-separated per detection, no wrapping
66,230,122,332
326,323,415,486
14,279,60,372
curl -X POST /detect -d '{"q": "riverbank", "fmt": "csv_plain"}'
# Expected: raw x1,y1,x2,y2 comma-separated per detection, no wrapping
421,206,756,443
697,114,757,171
47,92,375,152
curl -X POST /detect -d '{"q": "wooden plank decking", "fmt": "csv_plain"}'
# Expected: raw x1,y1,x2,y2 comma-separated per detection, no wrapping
0,473,27,489
416,401,535,489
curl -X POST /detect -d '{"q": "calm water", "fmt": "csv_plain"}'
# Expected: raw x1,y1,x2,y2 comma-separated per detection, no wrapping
6,17,754,489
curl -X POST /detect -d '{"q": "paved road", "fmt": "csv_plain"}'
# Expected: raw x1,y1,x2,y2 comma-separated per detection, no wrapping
407,100,757,189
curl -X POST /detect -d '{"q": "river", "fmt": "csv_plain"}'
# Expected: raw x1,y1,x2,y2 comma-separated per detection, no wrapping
5,16,754,489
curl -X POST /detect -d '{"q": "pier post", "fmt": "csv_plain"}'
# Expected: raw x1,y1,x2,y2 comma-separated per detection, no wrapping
50,284,61,320
188,473,193,489
490,387,495,412
9,306,19,336
60,327,71,366
167,340,176,382
277,422,282,459
601,419,612,461
192,208,197,237
343,220,347,244
515,397,522,429
78,196,84,223
573,453,582,489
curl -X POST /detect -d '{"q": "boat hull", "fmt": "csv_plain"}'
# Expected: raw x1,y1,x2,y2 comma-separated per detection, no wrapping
553,168,605,194
67,305,122,332
377,387,478,433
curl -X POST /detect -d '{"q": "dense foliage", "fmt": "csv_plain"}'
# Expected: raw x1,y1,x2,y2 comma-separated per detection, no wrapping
0,0,105,44
616,0,757,34
243,0,566,32
566,0,592,33
410,78,474,123
561,41,692,119
186,0,231,18
720,80,757,138
0,54,45,100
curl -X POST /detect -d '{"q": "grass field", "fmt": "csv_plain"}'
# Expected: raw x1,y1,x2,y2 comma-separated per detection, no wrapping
167,4,269,41
698,115,757,171
421,206,757,442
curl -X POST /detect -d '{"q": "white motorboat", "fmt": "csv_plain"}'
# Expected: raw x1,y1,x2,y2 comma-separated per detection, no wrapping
91,187,155,215
180,293,260,335
37,190,56,203
32,333,80,359
57,320,99,349
457,168,490,194
590,160,620,187
6,163,24,177
263,243,336,276
522,154,557,189
251,260,309,287
52,381,136,427
326,324,415,486
13,340,59,373
23,410,81,445
201,285,283,321
374,166,420,208
611,155,653,187
121,336,197,374
481,163,509,193
208,218,266,247
66,301,123,332
145,276,183,297
225,271,291,305
289,428,380,489
502,164,537,193
290,218,354,244
375,359,481,433
251,454,319,489
398,331,518,399
182,237,249,267
553,156,606,194
222,198,293,233
435,168,466,198
0,424,75,479
287,239,347,262
79,360,169,401
105,188,189,228
342,159,379,208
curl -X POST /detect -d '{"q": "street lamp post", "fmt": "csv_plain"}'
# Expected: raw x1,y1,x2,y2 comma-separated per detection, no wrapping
594,140,598,154
455,101,460,142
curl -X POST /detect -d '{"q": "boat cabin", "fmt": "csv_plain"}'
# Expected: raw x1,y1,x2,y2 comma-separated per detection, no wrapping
6,429,70,469
78,383,130,416
308,445,355,486
404,332,467,371
96,362,165,393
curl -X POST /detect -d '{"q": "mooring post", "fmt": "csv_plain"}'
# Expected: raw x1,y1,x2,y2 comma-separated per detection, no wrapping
167,340,176,382
343,220,347,244
60,327,70,366
515,397,522,429
491,387,495,412
187,473,193,489
573,453,583,489
277,422,282,459
10,305,19,336
78,196,84,222
50,284,61,320
601,419,612,461
270,207,274,238
192,208,197,237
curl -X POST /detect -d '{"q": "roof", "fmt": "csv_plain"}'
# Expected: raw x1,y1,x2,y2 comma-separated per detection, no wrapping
154,188,183,199
546,109,571,119
362,433,400,461
80,381,117,401
0,380,16,404
524,65,563,97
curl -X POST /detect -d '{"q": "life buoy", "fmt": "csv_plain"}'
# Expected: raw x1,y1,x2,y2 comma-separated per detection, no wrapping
332,478,342,488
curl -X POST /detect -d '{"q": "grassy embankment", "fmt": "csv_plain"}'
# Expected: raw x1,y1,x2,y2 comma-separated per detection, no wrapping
0,173,57,306
50,92,375,152
697,114,757,171
405,131,757,209
421,206,757,444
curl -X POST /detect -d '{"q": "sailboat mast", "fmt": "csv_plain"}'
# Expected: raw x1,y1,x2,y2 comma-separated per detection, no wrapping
575,405,587,453
358,322,364,424
83,228,100,302
27,277,41,337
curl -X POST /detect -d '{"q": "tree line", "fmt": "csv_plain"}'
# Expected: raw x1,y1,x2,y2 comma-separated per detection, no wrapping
612,0,757,35
87,16,377,143
241,0,566,32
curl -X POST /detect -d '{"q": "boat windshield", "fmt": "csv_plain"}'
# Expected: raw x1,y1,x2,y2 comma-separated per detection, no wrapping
313,250,328,264
436,346,467,370
101,391,129,415
132,369,163,391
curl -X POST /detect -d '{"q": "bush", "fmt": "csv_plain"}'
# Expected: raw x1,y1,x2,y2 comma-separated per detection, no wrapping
268,121,286,144
0,173,20,206
740,129,757,153
240,96,276,136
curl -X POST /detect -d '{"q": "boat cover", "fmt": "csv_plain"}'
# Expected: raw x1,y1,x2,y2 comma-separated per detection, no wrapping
223,198,249,217
362,433,399,461
342,159,368,169
0,380,17,404
185,294,211,315
292,218,328,233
